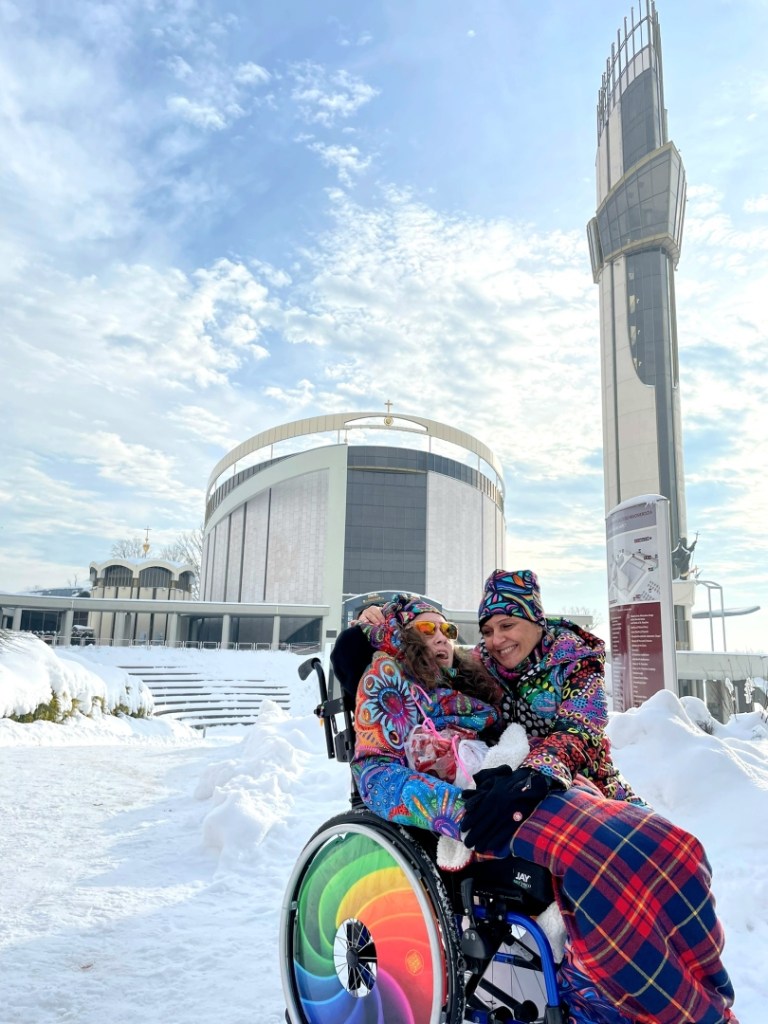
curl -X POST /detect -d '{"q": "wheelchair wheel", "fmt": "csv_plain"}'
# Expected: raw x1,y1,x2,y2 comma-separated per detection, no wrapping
281,809,465,1024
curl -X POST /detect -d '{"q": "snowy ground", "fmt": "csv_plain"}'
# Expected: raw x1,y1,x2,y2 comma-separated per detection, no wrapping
1,641,767,1024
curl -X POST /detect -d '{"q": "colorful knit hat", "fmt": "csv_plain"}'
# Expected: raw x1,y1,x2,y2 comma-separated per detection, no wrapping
478,570,546,628
387,593,441,626
364,593,441,658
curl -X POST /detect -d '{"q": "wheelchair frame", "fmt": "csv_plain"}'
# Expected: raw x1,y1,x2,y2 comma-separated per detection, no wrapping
280,656,566,1024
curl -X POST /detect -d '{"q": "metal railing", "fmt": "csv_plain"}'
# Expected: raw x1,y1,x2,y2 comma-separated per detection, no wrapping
24,632,321,654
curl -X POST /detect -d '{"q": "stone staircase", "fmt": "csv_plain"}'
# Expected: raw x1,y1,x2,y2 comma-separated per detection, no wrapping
120,665,291,729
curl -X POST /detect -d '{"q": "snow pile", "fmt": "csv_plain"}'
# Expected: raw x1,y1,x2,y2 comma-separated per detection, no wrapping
0,642,767,1022
0,632,153,722
194,700,348,871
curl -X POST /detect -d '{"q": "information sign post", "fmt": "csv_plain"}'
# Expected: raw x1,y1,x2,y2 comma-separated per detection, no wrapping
606,494,677,711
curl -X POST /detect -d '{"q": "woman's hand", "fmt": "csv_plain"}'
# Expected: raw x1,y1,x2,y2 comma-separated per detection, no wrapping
355,604,385,625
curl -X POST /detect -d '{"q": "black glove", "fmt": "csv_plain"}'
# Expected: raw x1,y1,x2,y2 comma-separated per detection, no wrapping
461,765,556,854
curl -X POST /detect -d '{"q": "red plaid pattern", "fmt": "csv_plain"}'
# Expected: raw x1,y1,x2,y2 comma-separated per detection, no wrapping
511,780,737,1024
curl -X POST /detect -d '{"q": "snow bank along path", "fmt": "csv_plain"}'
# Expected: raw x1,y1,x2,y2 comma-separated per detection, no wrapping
1,643,767,1024
0,706,349,1024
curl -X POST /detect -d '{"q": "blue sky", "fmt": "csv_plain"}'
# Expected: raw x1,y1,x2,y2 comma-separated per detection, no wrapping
2,0,767,652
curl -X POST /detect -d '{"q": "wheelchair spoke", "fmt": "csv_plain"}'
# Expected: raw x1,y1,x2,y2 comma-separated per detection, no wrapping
333,918,378,996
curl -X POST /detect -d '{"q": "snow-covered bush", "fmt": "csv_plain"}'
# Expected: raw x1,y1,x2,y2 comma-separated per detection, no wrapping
0,632,153,722
679,695,716,735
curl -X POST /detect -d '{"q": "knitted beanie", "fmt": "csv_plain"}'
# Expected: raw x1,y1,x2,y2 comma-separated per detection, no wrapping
478,570,546,628
364,593,441,658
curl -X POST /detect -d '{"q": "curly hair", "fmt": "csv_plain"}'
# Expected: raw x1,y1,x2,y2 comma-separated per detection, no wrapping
398,626,500,704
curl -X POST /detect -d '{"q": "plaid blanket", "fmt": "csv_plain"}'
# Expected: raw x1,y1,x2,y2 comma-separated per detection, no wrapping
510,781,738,1024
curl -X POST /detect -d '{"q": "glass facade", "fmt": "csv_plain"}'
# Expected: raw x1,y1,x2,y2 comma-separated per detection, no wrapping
347,446,503,508
138,566,172,589
595,146,685,265
178,571,195,593
626,251,675,387
625,250,682,543
620,68,661,170
104,565,133,587
279,616,322,646
342,446,501,598
343,466,428,595
229,616,274,646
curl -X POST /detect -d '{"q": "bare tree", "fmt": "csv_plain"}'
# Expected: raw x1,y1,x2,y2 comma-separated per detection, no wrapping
110,537,147,558
160,528,203,570
160,527,203,598
564,606,603,629
108,527,203,597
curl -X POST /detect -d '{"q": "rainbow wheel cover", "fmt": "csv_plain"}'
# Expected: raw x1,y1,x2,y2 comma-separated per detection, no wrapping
287,826,447,1024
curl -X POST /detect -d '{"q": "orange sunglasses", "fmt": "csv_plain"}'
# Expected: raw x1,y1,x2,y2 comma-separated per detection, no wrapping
411,620,459,640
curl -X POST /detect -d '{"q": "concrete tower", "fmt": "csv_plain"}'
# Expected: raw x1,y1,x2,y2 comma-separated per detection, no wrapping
587,1,693,647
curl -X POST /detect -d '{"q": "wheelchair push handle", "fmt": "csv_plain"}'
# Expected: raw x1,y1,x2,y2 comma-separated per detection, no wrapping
298,656,342,761
298,656,323,684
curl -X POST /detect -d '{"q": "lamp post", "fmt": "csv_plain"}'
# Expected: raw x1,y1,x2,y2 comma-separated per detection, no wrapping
694,580,726,651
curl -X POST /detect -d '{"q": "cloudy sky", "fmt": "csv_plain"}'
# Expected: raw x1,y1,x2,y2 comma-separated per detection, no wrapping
1,0,767,650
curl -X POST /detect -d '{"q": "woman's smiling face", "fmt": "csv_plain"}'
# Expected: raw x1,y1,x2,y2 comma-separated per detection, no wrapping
479,615,543,670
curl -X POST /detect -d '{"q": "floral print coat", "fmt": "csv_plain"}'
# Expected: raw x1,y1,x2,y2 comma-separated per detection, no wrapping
351,652,498,837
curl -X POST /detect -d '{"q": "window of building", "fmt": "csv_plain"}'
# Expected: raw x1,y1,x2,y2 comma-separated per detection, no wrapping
139,567,172,589
231,617,274,646
596,147,684,262
178,572,195,593
104,565,134,587
621,69,661,172
279,616,322,646
343,466,428,596
625,251,673,388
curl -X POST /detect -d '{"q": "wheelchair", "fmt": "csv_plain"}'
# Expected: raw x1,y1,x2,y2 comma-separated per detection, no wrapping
280,655,567,1024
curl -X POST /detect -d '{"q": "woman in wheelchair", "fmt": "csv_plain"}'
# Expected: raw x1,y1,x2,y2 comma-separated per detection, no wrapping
336,576,738,1024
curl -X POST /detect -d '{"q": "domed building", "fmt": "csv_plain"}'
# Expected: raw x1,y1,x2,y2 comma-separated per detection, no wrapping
201,410,506,646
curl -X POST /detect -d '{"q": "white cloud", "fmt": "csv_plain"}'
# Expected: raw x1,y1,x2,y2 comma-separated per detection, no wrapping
744,194,768,213
263,379,316,406
308,142,372,185
271,189,603,490
167,94,235,130
290,62,379,125
168,55,194,81
235,62,270,85
166,406,241,449
165,58,271,132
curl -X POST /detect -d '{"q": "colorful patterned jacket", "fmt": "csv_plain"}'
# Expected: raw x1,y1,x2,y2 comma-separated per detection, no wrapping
351,652,499,838
477,618,642,802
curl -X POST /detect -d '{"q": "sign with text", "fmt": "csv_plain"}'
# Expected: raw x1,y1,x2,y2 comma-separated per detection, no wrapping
606,495,677,711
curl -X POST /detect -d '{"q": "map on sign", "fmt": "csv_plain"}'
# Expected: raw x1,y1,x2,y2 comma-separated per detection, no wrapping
608,546,660,605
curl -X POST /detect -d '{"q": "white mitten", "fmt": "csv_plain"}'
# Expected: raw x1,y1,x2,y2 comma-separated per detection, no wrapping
436,834,473,871
536,901,566,963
